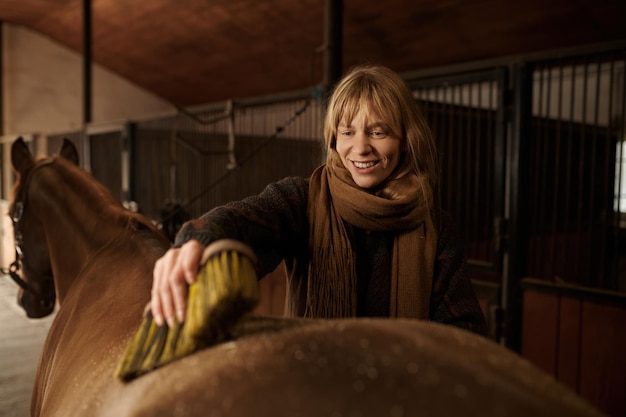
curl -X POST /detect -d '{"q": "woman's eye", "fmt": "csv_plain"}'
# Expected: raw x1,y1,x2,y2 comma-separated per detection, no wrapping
370,130,388,138
339,130,353,137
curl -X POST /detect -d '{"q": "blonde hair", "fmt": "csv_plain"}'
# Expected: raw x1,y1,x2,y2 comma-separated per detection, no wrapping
324,65,438,190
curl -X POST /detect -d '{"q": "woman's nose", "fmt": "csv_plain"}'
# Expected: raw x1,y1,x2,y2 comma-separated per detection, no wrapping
353,132,371,154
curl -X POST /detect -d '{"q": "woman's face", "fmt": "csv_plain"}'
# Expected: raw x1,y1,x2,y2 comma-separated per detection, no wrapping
335,106,402,189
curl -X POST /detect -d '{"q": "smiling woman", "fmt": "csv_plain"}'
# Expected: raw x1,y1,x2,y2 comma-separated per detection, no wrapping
150,65,487,335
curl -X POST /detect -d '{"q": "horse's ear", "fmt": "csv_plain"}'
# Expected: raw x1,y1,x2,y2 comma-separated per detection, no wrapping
11,137,35,174
59,138,79,165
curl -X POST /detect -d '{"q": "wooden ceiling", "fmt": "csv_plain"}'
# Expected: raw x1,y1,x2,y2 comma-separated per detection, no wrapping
0,0,625,107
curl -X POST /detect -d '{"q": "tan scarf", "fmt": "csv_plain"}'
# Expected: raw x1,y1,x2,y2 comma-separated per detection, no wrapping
305,159,437,319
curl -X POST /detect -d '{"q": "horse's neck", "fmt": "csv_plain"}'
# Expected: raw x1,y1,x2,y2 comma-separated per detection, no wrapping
32,166,130,302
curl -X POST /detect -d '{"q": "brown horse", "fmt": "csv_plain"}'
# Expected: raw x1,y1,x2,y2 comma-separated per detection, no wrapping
8,137,603,417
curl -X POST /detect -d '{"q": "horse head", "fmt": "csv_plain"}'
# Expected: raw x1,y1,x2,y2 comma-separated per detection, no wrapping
8,137,79,318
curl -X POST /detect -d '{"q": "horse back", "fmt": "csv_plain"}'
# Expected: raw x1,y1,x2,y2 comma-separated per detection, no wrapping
38,315,602,417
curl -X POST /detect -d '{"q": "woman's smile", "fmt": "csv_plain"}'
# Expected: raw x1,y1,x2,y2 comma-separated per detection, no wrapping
352,160,378,169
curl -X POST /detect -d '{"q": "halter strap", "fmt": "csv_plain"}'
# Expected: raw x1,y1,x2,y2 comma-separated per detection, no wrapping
0,258,29,290
3,159,55,295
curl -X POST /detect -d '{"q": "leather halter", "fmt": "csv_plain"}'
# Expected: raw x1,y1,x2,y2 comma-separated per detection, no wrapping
2,159,55,302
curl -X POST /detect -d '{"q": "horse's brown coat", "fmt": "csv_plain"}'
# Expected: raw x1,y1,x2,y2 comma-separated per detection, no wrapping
9,138,603,417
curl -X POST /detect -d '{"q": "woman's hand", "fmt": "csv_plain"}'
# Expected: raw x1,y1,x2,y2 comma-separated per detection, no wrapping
151,240,205,326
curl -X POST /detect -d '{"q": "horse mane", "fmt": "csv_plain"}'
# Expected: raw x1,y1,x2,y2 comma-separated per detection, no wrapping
60,158,170,246
11,154,170,251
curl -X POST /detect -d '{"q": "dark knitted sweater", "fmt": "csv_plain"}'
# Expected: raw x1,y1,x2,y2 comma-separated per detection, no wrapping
175,176,487,336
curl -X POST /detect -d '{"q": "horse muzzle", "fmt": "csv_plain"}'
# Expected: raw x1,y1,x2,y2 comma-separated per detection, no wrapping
18,287,56,318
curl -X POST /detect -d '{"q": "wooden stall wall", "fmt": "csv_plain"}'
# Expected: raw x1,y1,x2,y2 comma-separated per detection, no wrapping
521,279,626,417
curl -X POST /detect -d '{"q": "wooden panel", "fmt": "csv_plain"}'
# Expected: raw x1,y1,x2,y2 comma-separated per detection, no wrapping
556,297,581,391
90,132,123,202
521,290,559,375
579,301,626,417
522,280,626,416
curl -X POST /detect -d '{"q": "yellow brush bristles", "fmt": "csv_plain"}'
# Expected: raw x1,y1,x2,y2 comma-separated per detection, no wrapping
185,249,259,340
114,240,259,382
